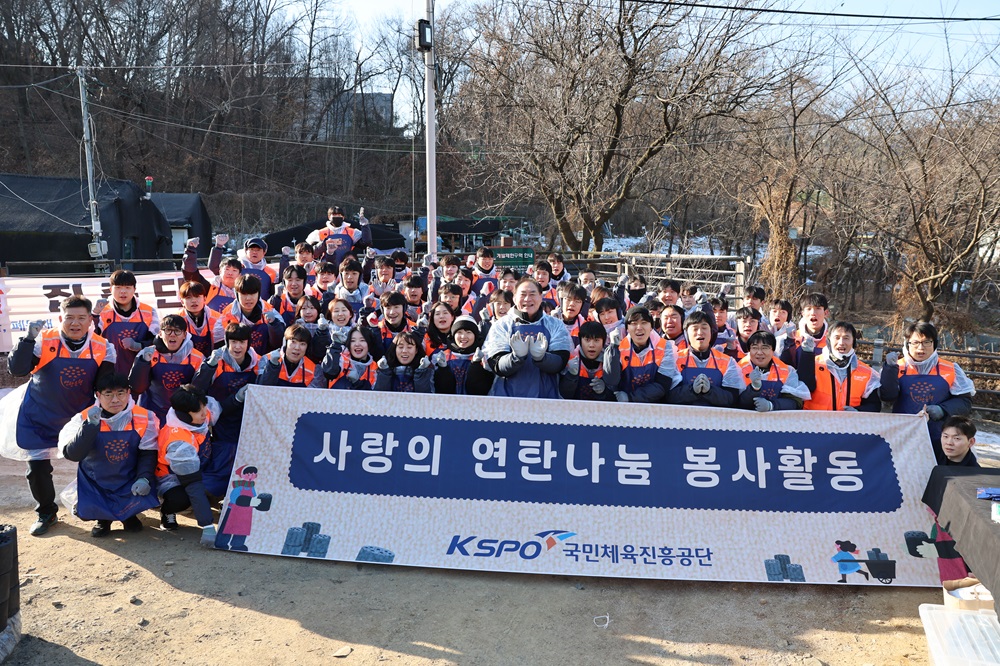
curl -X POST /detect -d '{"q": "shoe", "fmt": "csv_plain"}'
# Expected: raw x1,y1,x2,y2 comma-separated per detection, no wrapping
160,513,178,531
122,516,143,533
91,520,112,538
200,525,217,548
30,513,57,536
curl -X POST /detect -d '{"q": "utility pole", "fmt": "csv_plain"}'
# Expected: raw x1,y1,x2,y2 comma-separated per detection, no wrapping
416,2,437,262
77,67,106,263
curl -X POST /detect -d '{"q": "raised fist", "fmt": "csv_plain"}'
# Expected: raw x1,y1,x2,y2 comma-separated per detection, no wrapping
214,234,230,247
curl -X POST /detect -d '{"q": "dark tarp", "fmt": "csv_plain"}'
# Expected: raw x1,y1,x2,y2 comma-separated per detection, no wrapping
0,173,172,270
150,192,213,258
263,219,406,254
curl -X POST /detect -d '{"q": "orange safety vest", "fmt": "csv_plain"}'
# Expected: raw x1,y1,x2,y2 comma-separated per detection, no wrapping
149,348,205,373
155,411,211,478
178,308,220,339
675,347,734,374
898,359,956,386
619,337,668,372
99,301,156,333
277,357,316,386
218,299,277,329
78,404,153,438
336,350,377,387
804,358,873,411
34,329,110,372
738,355,792,386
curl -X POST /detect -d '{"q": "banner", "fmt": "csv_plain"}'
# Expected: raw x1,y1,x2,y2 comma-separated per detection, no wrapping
217,388,942,586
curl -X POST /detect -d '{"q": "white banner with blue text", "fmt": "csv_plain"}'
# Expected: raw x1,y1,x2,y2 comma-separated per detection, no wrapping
217,386,942,586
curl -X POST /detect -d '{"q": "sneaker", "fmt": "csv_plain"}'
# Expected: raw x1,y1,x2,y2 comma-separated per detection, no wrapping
29,513,57,536
91,520,112,538
122,516,143,533
160,513,178,531
200,525,217,548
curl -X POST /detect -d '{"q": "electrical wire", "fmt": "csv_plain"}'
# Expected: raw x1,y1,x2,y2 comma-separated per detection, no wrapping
0,177,92,228
625,0,1000,22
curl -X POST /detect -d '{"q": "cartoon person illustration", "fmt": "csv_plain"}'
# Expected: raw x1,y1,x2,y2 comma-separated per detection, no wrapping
214,465,270,551
832,540,870,583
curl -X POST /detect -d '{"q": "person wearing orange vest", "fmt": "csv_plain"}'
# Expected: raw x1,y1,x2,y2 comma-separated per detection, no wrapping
4,296,117,535
213,273,286,356
660,304,688,353
800,321,881,412
612,307,681,404
177,281,222,358
191,323,260,496
725,306,761,362
373,291,419,351
374,331,435,393
306,206,372,266
557,282,589,348
779,292,830,366
269,264,309,326
182,235,244,312
310,326,379,390
879,322,975,463
92,269,159,376
257,324,316,387
239,237,279,300
737,331,811,411
59,373,159,537
560,321,621,401
156,384,219,545
532,261,561,309
431,316,495,395
670,311,743,407
129,314,206,425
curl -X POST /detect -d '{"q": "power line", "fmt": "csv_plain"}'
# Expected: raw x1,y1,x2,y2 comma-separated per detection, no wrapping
628,0,1000,22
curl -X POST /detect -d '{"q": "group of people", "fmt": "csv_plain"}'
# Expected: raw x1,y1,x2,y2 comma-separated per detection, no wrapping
1,206,983,549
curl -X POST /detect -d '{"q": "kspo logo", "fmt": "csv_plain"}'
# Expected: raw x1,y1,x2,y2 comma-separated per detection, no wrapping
446,530,576,560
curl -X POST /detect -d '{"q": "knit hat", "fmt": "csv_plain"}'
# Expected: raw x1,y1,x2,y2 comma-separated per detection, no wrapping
624,305,654,326
451,315,479,335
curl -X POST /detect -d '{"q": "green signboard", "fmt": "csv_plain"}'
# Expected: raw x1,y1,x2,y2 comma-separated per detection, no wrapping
491,246,535,272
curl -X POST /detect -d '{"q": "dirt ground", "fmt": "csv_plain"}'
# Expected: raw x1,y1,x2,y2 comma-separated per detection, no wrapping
0,457,949,666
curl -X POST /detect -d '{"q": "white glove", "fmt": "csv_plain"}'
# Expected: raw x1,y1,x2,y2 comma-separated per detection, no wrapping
422,254,433,268
274,284,285,298
566,357,580,376
358,209,369,226
267,349,282,365
214,234,229,247
418,356,431,370
121,338,143,352
317,316,329,331
366,247,377,259
86,405,102,426
615,391,629,403
365,312,379,327
281,245,292,256
479,308,491,322
749,366,764,391
331,328,348,344
346,365,361,383
915,542,939,559
590,377,606,394
92,298,108,315
528,334,547,361
435,353,448,368
753,397,772,412
235,385,248,403
926,404,945,421
416,315,429,329
249,497,262,508
200,525,217,547
617,274,629,285
842,405,857,412
378,356,390,370
131,478,151,496
509,332,530,359
187,237,200,249
27,320,46,340
139,346,156,362
608,329,622,346
472,348,485,363
207,347,226,366
884,351,899,367
726,337,736,351
693,374,710,394
800,334,816,353
263,309,279,324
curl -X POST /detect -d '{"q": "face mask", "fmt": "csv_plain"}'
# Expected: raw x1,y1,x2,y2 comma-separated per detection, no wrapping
829,346,855,363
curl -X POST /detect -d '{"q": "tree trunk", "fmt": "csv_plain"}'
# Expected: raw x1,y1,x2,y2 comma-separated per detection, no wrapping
760,218,798,299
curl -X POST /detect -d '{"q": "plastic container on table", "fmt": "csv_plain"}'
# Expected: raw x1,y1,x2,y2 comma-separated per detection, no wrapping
919,603,1000,666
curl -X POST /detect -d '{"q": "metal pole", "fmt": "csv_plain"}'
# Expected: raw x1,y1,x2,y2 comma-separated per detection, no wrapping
77,67,105,261
424,0,437,263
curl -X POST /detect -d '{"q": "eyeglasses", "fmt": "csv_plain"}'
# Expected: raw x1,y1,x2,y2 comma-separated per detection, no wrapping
907,340,934,349
162,328,185,336
749,345,773,352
